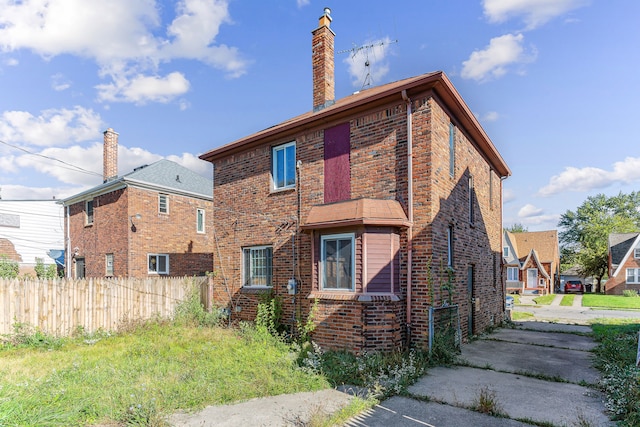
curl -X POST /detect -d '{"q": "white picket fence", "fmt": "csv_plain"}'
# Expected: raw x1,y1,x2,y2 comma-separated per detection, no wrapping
0,276,209,337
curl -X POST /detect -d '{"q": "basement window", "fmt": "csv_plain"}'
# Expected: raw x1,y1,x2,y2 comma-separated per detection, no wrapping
243,246,273,287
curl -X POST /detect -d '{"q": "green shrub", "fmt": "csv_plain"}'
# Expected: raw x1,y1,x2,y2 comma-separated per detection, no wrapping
34,258,58,279
623,290,639,298
0,255,19,278
173,282,224,327
255,293,283,336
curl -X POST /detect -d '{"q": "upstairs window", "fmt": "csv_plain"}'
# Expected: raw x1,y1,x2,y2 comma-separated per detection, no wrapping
243,246,273,287
272,142,296,190
85,200,94,225
449,122,455,177
321,233,354,290
196,208,205,233
159,194,169,214
148,254,169,274
634,246,640,259
105,253,114,276
503,246,509,257
468,175,475,224
447,225,454,267
626,268,640,284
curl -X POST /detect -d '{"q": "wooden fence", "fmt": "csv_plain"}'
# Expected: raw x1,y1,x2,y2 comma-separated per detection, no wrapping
0,276,210,337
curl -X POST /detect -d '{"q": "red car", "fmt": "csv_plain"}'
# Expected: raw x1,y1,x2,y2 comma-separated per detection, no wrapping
564,280,585,293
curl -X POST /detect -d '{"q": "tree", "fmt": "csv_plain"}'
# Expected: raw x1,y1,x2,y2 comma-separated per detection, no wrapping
505,223,528,233
0,255,19,278
558,192,640,293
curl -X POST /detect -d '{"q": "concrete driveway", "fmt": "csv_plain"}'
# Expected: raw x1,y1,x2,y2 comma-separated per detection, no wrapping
348,321,613,427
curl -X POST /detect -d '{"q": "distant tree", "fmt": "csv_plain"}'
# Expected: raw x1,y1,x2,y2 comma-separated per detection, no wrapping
558,192,640,293
505,223,528,233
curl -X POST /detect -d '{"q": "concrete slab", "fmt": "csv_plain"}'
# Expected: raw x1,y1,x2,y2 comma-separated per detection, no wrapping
407,366,613,426
168,389,353,427
346,396,534,427
514,321,593,334
459,339,600,384
488,328,597,351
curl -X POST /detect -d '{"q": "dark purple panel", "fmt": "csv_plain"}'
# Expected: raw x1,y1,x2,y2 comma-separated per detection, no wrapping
324,122,350,203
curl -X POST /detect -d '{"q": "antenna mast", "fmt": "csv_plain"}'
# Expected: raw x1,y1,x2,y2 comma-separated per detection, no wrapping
338,39,398,89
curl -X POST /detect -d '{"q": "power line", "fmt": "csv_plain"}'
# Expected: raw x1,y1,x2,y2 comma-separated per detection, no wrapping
0,138,102,178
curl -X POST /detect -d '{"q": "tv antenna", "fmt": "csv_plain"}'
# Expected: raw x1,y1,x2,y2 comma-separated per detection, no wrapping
338,39,398,90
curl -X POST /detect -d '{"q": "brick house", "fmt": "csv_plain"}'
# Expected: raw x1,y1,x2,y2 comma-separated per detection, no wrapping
605,232,640,295
200,9,511,351
503,230,560,295
61,129,213,278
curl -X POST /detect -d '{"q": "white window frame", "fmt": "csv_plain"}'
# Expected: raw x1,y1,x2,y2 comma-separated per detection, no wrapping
626,268,640,284
272,141,296,190
148,254,169,274
242,245,273,287
506,267,518,282
321,233,355,291
159,194,169,214
85,200,94,225
196,208,205,233
105,253,114,276
634,246,640,259
503,246,509,258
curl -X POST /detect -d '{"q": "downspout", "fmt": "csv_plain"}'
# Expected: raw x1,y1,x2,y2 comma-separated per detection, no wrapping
402,89,414,346
65,205,71,278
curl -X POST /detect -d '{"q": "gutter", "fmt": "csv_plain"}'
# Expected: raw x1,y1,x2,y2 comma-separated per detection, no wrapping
402,89,414,346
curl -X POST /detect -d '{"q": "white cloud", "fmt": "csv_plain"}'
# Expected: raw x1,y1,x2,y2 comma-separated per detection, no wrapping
51,73,71,91
518,203,543,218
0,184,79,200
0,107,103,146
3,57,18,66
461,33,535,82
96,72,190,104
503,188,516,203
166,152,213,177
483,0,588,30
0,0,247,104
297,0,310,7
344,37,394,89
538,157,640,196
477,111,500,122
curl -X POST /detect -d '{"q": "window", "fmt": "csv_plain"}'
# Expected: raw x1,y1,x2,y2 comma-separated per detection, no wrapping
159,194,169,214
634,246,640,259
447,226,454,267
105,253,114,276
196,208,205,233
449,122,455,177
627,268,640,284
321,233,354,290
243,246,273,287
272,142,296,190
507,267,518,282
148,254,169,274
85,200,94,225
468,175,475,224
503,246,509,257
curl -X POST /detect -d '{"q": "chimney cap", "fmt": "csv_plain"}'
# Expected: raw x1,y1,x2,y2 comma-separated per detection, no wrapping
323,7,331,16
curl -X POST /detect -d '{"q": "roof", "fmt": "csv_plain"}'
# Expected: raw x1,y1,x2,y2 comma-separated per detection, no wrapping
521,249,550,279
62,159,213,205
608,232,640,266
509,230,559,264
301,198,410,230
200,71,511,178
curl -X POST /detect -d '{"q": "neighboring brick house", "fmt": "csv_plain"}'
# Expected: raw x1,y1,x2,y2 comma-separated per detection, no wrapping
200,9,511,351
605,232,640,295
61,129,213,278
503,230,560,295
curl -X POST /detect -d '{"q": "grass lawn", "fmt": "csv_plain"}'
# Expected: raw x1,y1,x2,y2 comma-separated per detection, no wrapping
560,295,574,306
533,294,556,305
0,323,330,426
511,311,534,321
583,294,640,309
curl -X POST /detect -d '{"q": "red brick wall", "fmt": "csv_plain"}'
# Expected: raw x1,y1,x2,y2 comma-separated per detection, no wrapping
67,187,213,278
209,93,505,350
605,254,640,295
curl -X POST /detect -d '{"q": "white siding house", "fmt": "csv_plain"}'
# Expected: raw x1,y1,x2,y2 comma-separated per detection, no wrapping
0,200,65,274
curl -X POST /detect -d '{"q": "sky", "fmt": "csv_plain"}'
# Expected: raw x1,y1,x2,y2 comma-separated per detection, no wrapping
0,0,639,233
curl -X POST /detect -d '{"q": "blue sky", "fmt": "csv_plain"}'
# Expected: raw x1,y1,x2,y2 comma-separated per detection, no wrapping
0,0,638,232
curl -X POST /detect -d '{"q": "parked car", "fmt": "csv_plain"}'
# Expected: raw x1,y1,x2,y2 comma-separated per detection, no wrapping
564,280,584,293
506,295,514,310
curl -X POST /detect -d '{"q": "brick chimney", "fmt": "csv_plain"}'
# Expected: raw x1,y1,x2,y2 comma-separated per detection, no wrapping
103,128,118,182
312,7,335,112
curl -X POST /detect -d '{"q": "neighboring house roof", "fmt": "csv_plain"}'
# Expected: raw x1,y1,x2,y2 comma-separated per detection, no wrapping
62,159,213,205
200,71,511,179
509,230,559,264
503,231,520,265
609,232,640,278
